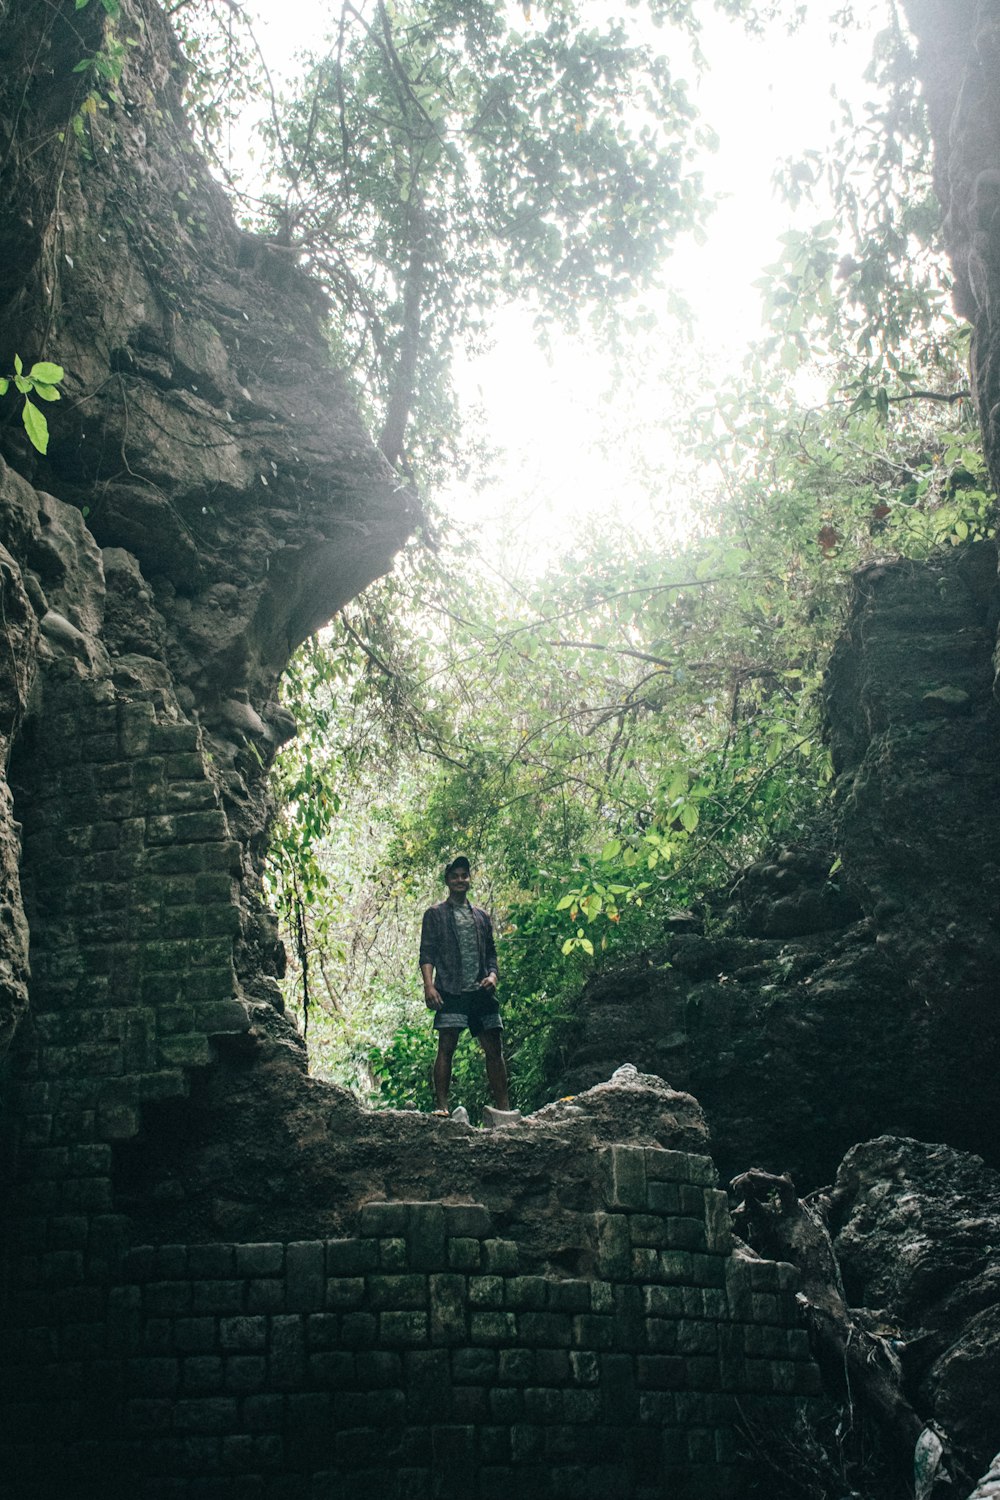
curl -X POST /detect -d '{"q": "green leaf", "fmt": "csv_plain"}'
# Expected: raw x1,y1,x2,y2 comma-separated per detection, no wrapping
22,399,49,455
600,838,621,862
72,58,93,73
30,384,60,403
679,804,699,833
14,375,31,395
555,894,575,910
0,378,8,396
13,354,22,376
580,938,594,956
28,362,64,384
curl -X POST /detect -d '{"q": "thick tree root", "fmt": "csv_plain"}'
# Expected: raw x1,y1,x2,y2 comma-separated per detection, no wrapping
730,1168,954,1498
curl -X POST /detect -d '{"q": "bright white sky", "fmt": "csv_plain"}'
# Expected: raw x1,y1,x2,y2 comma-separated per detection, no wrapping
240,0,885,571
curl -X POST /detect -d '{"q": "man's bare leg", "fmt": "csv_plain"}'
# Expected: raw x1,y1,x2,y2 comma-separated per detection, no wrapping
433,1029,461,1112
480,1030,510,1111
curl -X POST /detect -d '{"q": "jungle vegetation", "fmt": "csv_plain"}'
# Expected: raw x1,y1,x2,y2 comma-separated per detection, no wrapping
170,0,990,1115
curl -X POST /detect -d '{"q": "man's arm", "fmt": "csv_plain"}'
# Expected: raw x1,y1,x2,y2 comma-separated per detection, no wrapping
419,910,443,1009
480,911,499,990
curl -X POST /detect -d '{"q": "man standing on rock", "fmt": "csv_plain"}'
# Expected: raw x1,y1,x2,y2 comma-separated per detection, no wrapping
419,856,511,1116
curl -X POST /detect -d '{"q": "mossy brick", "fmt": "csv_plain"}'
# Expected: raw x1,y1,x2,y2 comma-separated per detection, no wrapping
243,1394,285,1431
158,1033,213,1068
32,1145,70,1178
202,904,242,938
504,1276,548,1311
202,840,243,874
305,1313,340,1349
339,1312,378,1348
584,1283,610,1317
356,1350,403,1389
286,1241,325,1311
165,752,210,781
194,872,237,905
380,1237,408,1271
61,1321,108,1358
595,1215,630,1280
523,1386,563,1423
518,1312,571,1348
172,1396,239,1434
405,1347,449,1394
175,1318,217,1353
145,1280,193,1315
470,1311,518,1345
547,1280,590,1313
644,1149,697,1183
636,1355,685,1391
247,1279,285,1313
155,1001,196,1033
452,1347,498,1384
468,1276,504,1309
380,1311,429,1346
306,1350,356,1389
92,761,134,794
439,1203,490,1238
677,1320,718,1355
631,1247,659,1280
128,1357,181,1397
193,938,238,968
60,1176,113,1211
150,722,202,753
481,1238,518,1274
181,1357,224,1395
326,1238,377,1275
646,1318,678,1352
324,1277,365,1310
406,1203,446,1270
360,1201,410,1237
268,1315,305,1388
447,1237,481,1271
643,1284,685,1318
665,1218,709,1253
219,1316,267,1351
147,845,207,876
572,1315,617,1350
159,782,219,814
602,1146,647,1209
746,1259,780,1291
690,1254,726,1289
749,1292,781,1325
81,733,120,763
191,1281,244,1314
133,1069,187,1102
367,1274,426,1310
429,1274,467,1344
42,1041,123,1078
224,1356,268,1393
188,972,240,1005
161,906,207,939
489,1387,524,1424
174,810,229,842
628,1213,671,1249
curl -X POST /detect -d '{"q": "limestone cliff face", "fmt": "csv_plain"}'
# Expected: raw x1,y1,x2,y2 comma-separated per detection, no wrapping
0,0,417,1055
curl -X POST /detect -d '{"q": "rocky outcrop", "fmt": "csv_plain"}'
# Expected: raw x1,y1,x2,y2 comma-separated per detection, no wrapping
0,0,417,1057
557,542,1000,1189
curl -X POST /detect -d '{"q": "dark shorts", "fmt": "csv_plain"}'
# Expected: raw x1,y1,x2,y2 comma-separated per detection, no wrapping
433,990,502,1039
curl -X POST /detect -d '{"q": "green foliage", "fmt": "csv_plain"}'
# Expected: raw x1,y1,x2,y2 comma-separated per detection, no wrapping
252,0,718,473
0,357,65,456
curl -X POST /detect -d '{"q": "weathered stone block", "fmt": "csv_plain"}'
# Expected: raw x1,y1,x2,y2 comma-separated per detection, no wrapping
367,1274,427,1310
547,1280,591,1313
447,1237,481,1272
504,1276,548,1311
307,1350,355,1388
360,1201,409,1237
407,1203,446,1271
339,1312,377,1349
470,1311,518,1345
452,1347,497,1384
286,1242,325,1312
603,1146,647,1209
380,1236,408,1271
326,1238,378,1276
182,1356,224,1394
235,1243,283,1277
191,1280,244,1315
324,1278,365,1310
269,1315,305,1388
220,1316,267,1351
468,1276,504,1309
174,1318,216,1353
380,1311,428,1346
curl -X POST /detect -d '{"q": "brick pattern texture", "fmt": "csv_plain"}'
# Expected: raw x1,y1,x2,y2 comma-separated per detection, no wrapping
1,1148,819,1498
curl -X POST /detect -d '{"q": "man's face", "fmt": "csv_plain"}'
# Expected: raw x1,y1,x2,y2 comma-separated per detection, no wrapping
445,866,471,897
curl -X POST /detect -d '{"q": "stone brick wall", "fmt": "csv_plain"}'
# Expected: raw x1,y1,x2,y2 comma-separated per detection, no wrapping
1,1145,819,1499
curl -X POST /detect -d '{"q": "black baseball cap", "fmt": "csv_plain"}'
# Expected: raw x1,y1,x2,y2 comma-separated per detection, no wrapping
443,855,471,881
